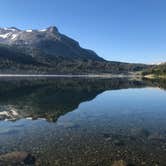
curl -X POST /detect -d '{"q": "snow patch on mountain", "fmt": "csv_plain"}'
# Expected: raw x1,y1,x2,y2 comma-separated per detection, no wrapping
0,33,11,39
26,30,33,32
4,27,18,32
39,29,47,32
11,34,18,40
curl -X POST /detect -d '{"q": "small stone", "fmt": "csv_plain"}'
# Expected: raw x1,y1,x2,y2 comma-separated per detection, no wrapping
103,133,111,138
148,132,165,141
113,139,125,146
112,160,127,166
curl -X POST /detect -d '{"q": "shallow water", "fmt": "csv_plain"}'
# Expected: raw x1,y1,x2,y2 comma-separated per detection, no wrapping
0,77,166,165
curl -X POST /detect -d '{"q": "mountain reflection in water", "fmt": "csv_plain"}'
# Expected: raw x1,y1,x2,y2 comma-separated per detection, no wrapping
0,77,165,122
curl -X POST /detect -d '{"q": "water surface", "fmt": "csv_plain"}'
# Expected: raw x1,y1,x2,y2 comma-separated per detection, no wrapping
0,77,165,165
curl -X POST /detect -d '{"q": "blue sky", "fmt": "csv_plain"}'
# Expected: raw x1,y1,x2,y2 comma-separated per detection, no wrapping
0,0,166,63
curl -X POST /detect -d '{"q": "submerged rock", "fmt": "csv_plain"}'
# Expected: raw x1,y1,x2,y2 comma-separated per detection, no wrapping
0,151,35,165
113,139,125,146
112,160,127,166
131,128,150,138
103,133,111,138
148,132,165,141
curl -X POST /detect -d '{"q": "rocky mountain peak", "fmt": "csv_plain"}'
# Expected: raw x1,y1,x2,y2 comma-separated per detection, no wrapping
46,26,59,34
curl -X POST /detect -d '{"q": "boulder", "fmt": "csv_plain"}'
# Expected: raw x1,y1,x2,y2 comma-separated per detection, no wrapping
0,151,35,165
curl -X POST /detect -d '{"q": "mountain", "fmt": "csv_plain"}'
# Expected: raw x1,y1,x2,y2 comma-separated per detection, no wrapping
0,26,102,61
142,62,166,77
0,26,149,74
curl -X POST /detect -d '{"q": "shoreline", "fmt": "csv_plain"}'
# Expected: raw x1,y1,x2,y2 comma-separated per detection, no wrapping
143,74,166,79
0,74,141,78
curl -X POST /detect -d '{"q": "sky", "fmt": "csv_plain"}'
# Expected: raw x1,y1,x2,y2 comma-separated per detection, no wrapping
0,0,166,64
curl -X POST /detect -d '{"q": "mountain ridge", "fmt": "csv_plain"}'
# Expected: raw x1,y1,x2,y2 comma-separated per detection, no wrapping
0,26,149,74
0,26,103,60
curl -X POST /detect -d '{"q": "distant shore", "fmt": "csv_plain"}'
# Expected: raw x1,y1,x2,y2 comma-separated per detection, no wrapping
143,74,166,79
0,74,140,78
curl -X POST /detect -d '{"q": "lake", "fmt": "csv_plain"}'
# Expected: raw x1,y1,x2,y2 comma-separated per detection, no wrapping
0,77,165,166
